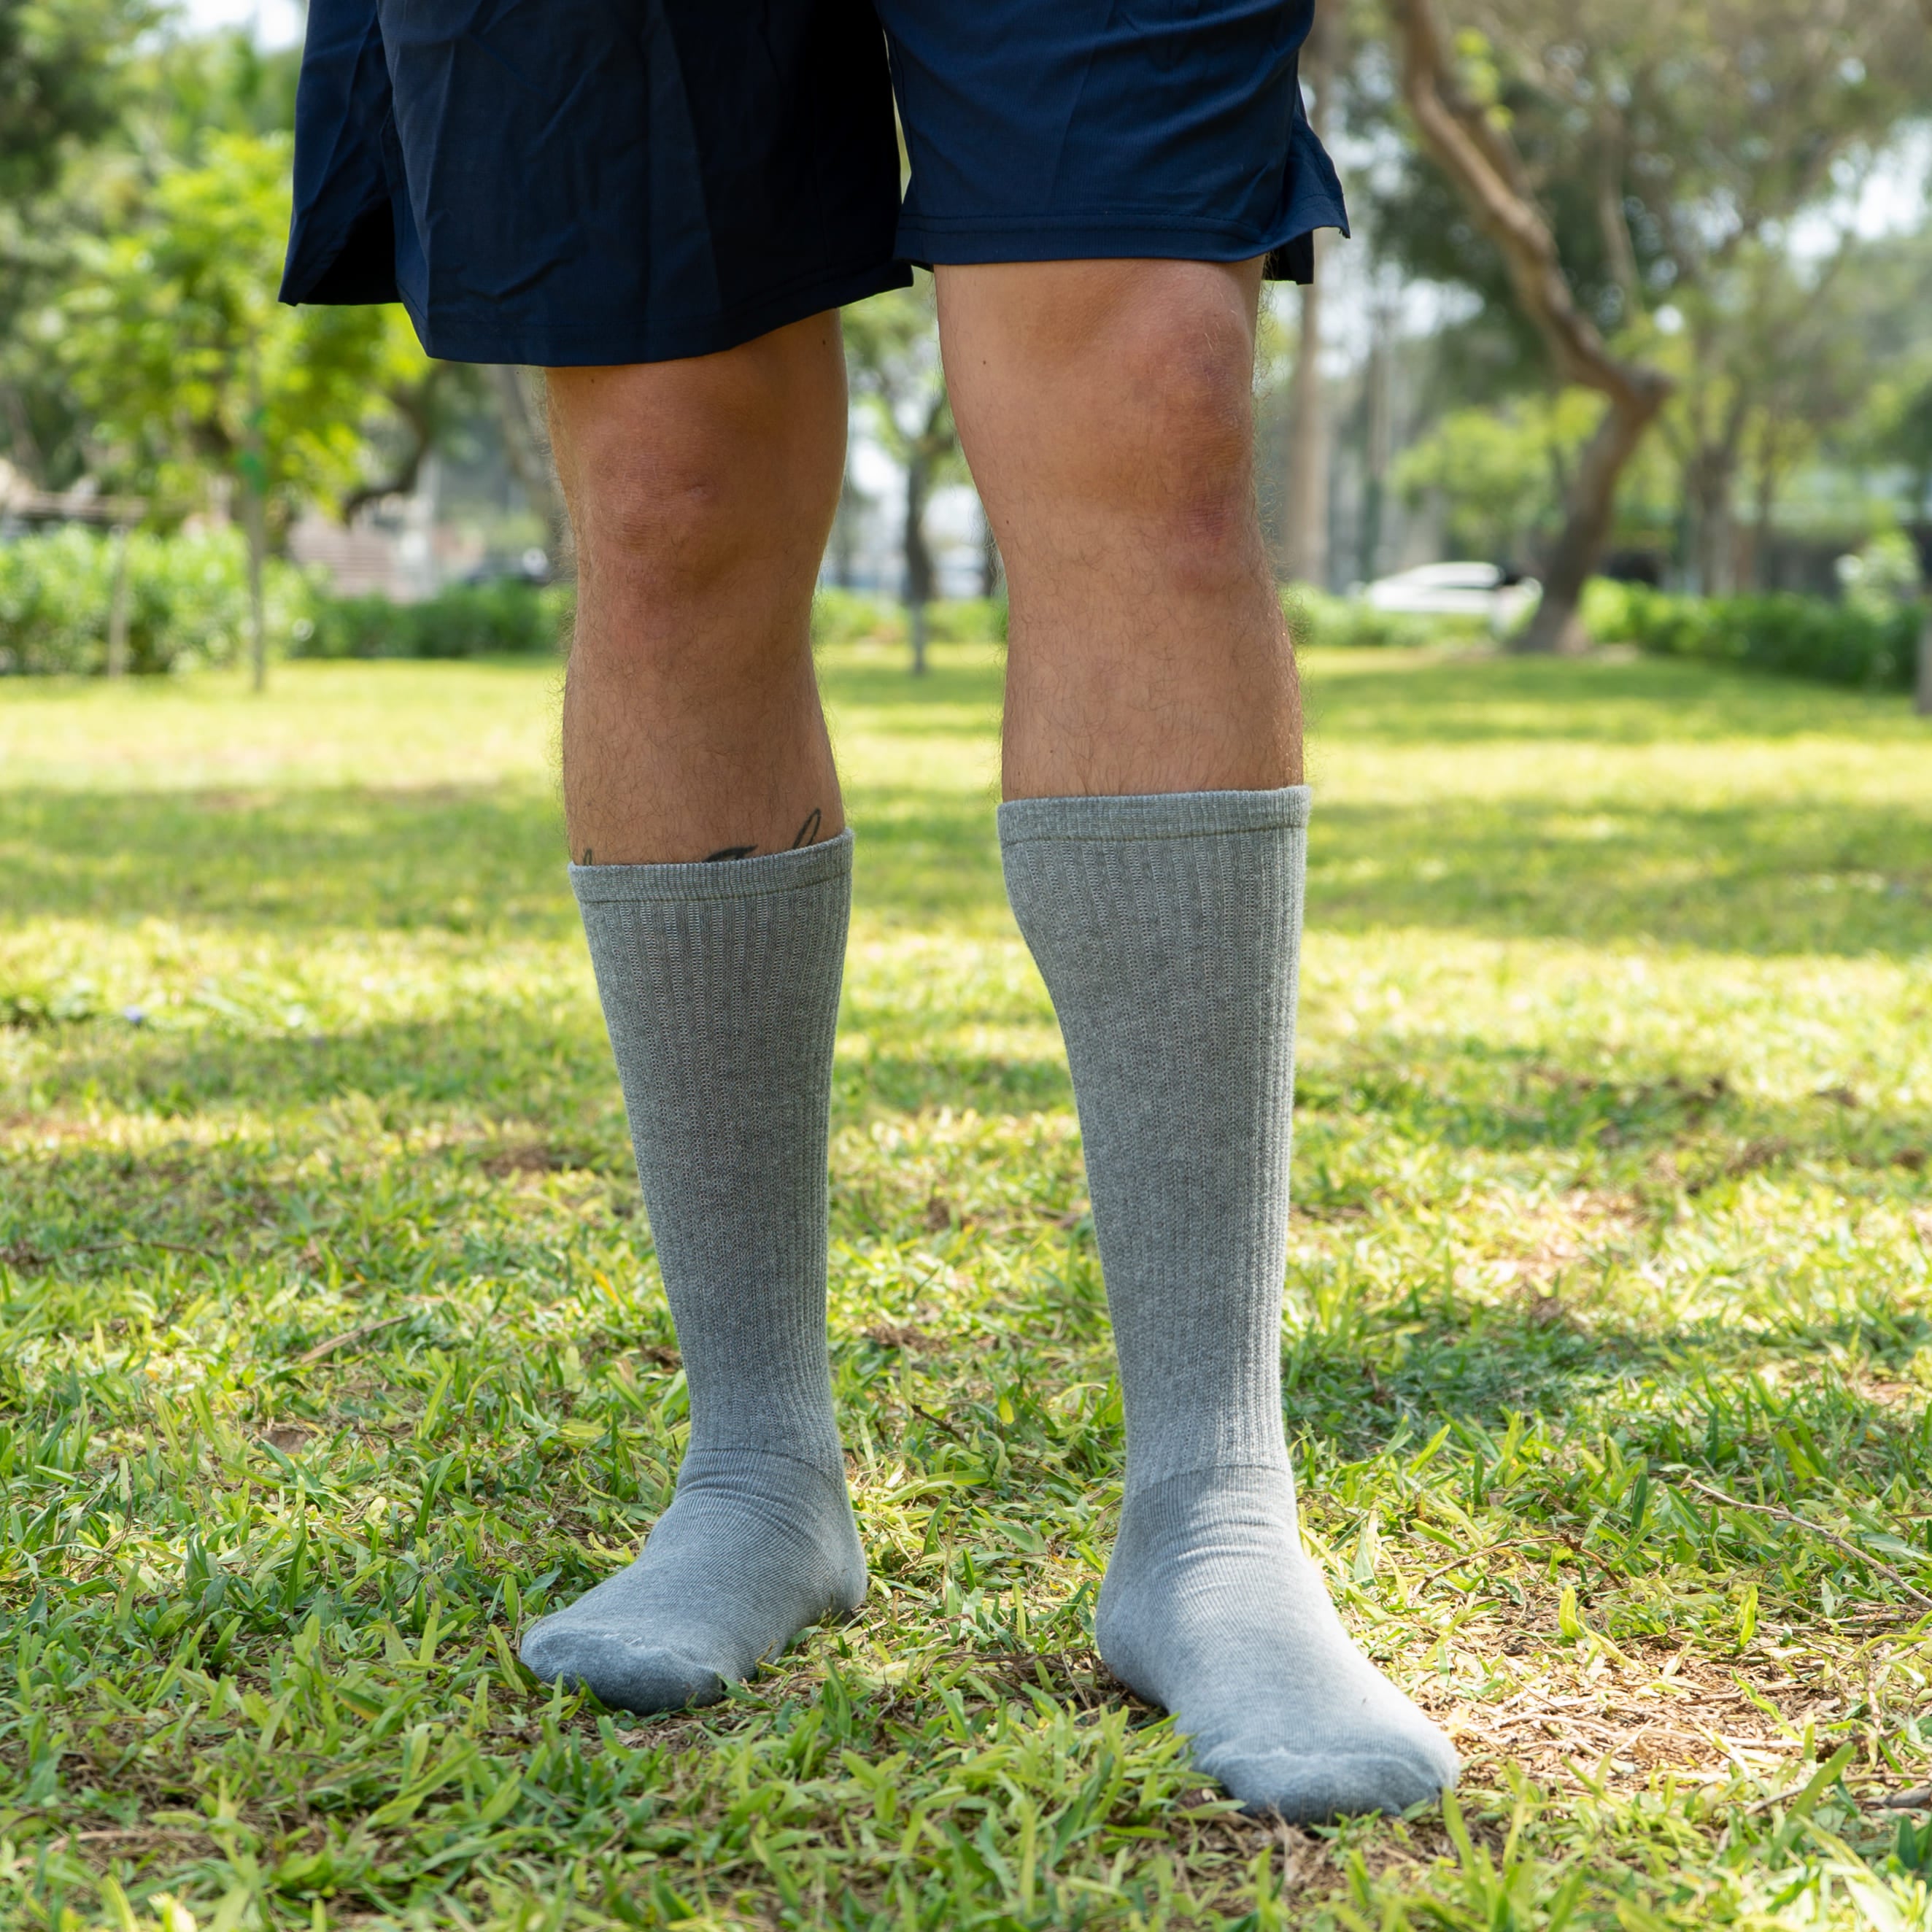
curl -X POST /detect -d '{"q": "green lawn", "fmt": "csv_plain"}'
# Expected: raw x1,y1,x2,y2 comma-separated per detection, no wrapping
2,643,1931,1931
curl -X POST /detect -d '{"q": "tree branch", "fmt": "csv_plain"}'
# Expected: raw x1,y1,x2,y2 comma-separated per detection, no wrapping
1387,0,1670,419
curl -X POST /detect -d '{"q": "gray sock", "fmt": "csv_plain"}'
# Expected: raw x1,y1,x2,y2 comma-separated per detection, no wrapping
1000,788,1458,1823
520,832,866,1712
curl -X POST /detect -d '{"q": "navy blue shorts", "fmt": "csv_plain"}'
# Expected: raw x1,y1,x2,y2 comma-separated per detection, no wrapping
279,1,1348,366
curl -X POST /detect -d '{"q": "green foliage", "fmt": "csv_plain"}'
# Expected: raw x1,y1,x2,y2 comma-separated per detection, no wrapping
0,523,308,674
296,580,572,661
56,131,414,523
0,0,151,199
1585,580,1922,690
1394,390,1604,565
811,590,1005,648
1,647,1928,1926
1286,587,1488,649
1390,387,1677,570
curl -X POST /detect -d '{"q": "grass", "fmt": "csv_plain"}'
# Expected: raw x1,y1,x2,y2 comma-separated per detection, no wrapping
1,640,1930,1931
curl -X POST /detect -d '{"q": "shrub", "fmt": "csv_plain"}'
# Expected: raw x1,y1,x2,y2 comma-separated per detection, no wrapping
810,590,901,645
0,525,309,675
810,591,1007,646
1283,587,1491,649
1583,580,1918,691
295,579,571,659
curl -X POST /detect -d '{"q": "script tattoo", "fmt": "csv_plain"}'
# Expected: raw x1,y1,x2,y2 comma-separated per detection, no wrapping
580,847,592,866
791,808,822,849
705,844,757,862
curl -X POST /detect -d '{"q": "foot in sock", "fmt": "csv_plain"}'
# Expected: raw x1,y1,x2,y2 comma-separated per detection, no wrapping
520,1448,865,1711
521,835,865,1711
1000,787,1458,1822
1098,1464,1458,1821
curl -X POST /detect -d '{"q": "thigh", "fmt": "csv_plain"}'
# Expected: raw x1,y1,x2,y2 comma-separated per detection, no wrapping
285,0,910,365
876,0,1345,280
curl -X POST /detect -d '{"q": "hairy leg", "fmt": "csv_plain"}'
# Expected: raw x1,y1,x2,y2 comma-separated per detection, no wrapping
936,258,1299,800
522,320,867,1714
950,259,1456,1822
551,312,848,865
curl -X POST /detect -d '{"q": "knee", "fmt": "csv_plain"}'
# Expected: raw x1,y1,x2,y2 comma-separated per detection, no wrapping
1043,272,1261,577
565,406,777,601
1116,293,1256,532
572,439,757,595
550,332,843,604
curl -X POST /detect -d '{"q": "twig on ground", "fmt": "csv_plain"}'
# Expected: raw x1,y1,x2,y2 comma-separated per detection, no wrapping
1421,1529,1624,1588
1679,1475,1932,1612
1878,1784,1932,1810
59,1236,220,1261
908,1402,969,1443
296,1312,411,1365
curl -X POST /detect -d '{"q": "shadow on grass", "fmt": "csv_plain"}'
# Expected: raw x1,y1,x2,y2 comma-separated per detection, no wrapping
1302,647,1932,746
1283,1290,1932,1480
1297,1036,1929,1161
12,1004,1073,1125
6,779,1928,957
1311,796,1932,956
0,784,1008,933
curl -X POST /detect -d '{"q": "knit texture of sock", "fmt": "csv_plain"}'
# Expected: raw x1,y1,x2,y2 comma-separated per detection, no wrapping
1000,789,1458,1823
519,832,866,1713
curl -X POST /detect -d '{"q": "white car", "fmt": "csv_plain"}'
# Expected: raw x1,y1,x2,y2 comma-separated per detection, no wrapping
1361,561,1540,633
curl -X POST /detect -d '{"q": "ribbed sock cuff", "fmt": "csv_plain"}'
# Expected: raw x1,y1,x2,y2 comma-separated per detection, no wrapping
997,787,1309,849
570,828,854,905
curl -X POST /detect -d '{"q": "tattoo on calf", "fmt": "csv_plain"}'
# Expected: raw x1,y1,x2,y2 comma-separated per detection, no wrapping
580,847,592,866
703,808,824,864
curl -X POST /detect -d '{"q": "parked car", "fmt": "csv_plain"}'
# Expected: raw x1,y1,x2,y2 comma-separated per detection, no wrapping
1361,561,1539,633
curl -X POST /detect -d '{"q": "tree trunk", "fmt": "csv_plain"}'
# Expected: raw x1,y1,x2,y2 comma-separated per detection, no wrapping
1280,0,1334,587
242,355,269,692
1691,461,1736,597
1390,0,1672,650
904,451,933,675
1918,602,1932,718
1518,397,1655,652
488,365,573,581
1357,294,1394,587
244,482,268,693
980,510,1002,598
105,523,131,678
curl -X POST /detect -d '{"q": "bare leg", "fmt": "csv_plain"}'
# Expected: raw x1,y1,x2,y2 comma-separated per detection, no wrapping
940,259,1458,1823
937,259,1300,800
551,312,848,865
521,320,870,1717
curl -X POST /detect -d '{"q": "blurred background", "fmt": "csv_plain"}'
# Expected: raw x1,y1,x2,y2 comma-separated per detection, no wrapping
2,0,1930,691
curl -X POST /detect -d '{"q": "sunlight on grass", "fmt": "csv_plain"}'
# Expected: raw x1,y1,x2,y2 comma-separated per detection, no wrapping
2,644,1930,1928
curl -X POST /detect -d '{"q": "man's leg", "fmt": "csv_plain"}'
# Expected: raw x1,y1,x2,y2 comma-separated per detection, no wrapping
554,312,847,865
940,260,1298,798
520,316,868,1711
942,260,1459,1821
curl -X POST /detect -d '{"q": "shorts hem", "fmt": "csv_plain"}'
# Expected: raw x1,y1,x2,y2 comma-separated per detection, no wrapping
894,207,1349,277
381,257,913,365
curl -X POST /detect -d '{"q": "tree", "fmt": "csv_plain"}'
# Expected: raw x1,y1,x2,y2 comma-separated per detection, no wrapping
1376,0,1932,637
1385,0,1671,649
1394,387,1602,563
843,278,965,675
1279,0,1338,588
0,0,150,201
484,365,573,579
0,0,155,486
60,133,412,687
1658,239,1871,592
